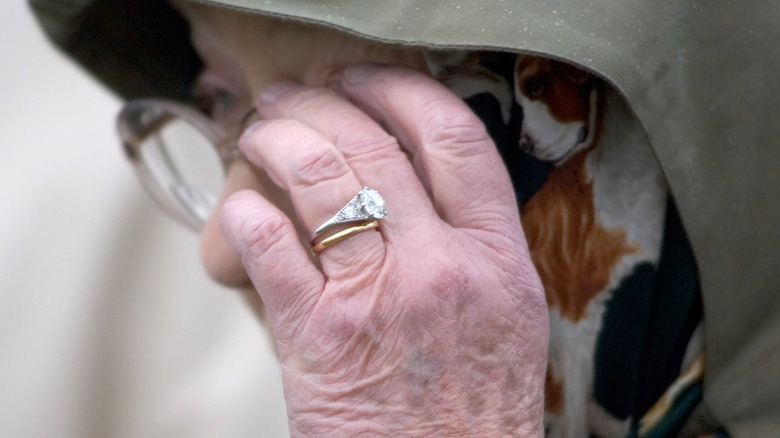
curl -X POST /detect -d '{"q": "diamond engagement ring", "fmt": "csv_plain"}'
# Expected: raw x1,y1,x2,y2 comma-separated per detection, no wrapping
312,187,387,239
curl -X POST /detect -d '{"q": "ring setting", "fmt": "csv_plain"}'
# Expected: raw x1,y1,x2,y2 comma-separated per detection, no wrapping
312,187,386,237
309,187,386,254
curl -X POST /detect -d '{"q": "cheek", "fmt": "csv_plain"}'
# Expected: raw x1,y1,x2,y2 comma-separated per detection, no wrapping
199,160,297,288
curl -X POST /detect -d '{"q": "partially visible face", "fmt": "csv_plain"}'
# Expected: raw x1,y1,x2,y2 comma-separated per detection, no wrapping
175,4,427,291
514,56,597,164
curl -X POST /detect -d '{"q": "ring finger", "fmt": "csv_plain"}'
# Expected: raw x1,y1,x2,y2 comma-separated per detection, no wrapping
238,117,385,276
256,84,437,241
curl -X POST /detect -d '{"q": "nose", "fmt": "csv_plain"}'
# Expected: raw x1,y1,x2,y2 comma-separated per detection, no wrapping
577,126,589,144
519,133,536,156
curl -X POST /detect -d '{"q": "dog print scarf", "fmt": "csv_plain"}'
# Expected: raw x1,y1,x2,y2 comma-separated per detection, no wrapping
426,51,713,438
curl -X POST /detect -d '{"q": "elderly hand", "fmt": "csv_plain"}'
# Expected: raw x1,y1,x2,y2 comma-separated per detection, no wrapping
220,64,548,437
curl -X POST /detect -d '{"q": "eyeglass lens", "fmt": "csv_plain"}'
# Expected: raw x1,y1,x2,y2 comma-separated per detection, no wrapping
138,116,225,226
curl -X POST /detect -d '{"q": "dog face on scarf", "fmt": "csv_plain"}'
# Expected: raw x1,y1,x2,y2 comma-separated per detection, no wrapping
514,56,598,164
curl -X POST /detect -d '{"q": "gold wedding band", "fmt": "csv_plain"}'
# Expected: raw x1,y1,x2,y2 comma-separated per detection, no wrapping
309,220,379,255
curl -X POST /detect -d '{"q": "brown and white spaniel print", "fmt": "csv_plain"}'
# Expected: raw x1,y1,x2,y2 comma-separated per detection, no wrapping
425,51,703,438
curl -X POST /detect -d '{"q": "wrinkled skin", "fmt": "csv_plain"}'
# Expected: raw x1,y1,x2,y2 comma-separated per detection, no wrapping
181,5,549,436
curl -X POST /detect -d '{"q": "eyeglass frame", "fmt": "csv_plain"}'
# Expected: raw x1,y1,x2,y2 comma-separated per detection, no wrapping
116,99,247,231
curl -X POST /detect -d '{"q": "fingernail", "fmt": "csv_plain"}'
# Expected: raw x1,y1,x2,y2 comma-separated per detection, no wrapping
259,81,295,103
344,63,379,85
239,120,264,143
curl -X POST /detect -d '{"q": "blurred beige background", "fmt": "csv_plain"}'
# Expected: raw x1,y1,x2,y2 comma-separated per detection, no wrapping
1,2,288,437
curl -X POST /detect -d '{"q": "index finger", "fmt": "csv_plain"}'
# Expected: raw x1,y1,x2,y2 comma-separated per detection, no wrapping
341,64,521,232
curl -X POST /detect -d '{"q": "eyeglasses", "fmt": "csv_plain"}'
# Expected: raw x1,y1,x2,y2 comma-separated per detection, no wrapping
117,99,245,230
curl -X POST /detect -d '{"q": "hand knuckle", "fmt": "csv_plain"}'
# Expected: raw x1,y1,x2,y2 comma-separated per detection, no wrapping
284,87,331,110
336,128,399,158
423,105,492,154
239,212,289,258
291,145,350,185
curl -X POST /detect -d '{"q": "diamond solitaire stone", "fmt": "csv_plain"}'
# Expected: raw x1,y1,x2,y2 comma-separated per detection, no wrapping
358,188,387,219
